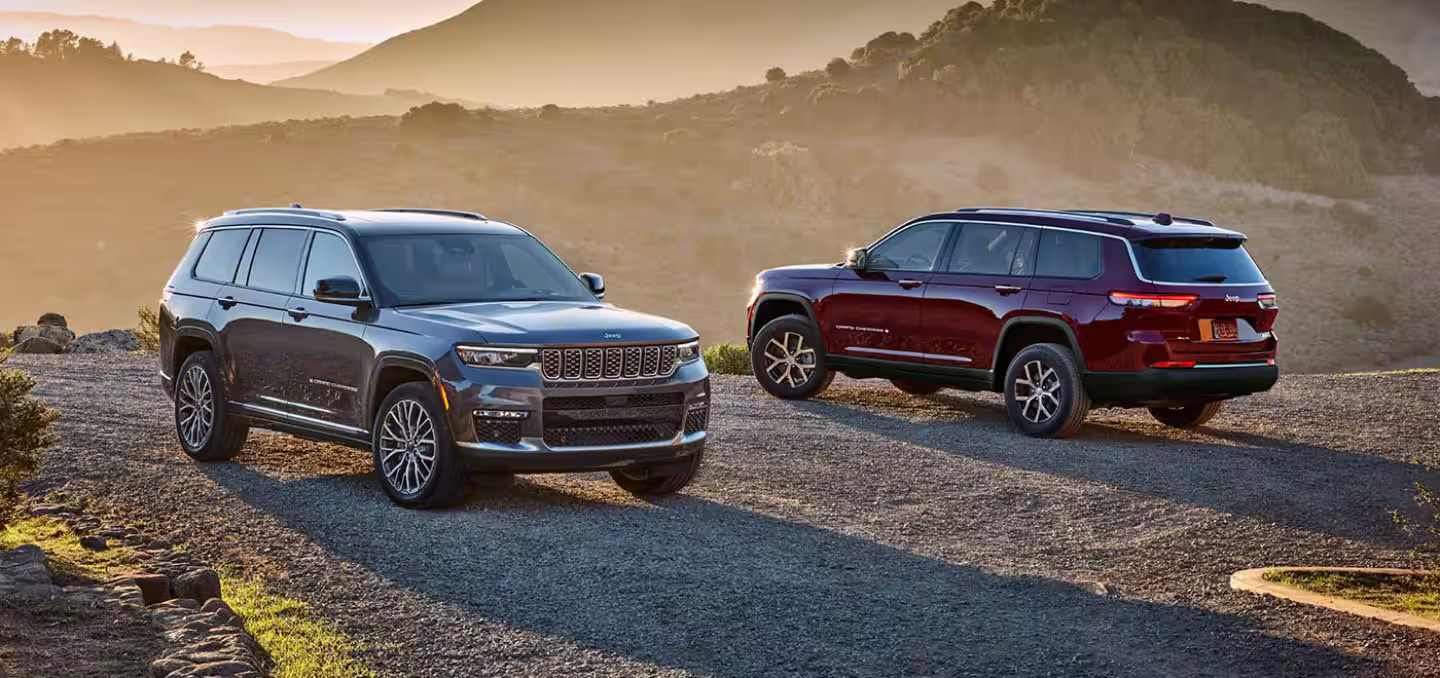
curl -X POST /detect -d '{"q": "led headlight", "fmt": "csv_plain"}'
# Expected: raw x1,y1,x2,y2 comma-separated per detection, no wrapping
677,340,701,365
456,345,537,369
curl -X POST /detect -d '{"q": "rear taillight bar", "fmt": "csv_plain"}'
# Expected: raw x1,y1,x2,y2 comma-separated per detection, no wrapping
1109,291,1199,309
1258,293,1277,310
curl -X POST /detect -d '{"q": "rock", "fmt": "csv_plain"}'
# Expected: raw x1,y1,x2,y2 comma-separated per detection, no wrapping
27,504,72,517
150,657,194,677
36,312,67,328
11,324,75,354
125,573,173,605
3,544,47,565
79,535,108,551
174,660,258,677
71,329,140,354
173,568,221,603
1080,580,1112,596
200,598,233,615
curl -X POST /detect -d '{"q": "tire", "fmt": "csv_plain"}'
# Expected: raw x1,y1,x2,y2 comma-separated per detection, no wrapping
1149,401,1224,429
610,449,705,496
1003,343,1090,438
174,351,249,461
372,383,468,509
751,314,833,400
891,379,942,396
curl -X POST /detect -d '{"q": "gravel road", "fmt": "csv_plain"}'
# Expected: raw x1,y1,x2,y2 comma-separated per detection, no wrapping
15,354,1440,677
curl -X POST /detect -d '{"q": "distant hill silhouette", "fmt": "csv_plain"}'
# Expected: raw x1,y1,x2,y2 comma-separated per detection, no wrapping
0,31,420,149
1254,0,1440,95
0,11,369,65
280,0,962,106
208,60,338,84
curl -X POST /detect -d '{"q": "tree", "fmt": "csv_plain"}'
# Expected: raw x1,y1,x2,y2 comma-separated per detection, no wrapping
34,29,80,61
765,66,787,82
825,57,852,78
0,37,29,58
0,351,58,531
178,50,205,71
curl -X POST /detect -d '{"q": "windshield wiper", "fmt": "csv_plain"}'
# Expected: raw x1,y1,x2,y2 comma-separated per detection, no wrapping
1195,274,1229,282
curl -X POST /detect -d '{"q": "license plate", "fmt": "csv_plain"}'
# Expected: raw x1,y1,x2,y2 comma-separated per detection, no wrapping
1207,319,1238,341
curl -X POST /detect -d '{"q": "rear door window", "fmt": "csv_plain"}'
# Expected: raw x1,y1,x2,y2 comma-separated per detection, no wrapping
192,229,250,283
1134,237,1266,284
1036,230,1104,279
944,223,1031,276
244,228,309,293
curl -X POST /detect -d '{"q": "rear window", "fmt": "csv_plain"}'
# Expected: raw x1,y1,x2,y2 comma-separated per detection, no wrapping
1134,237,1266,284
192,229,249,283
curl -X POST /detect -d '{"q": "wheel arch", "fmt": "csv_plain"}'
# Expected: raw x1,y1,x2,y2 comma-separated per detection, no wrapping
992,317,1085,391
368,353,440,430
169,327,220,384
749,292,817,346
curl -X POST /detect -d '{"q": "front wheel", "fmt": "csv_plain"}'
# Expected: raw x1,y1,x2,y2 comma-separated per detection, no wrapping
372,383,468,509
1149,401,1224,429
751,314,833,400
1003,343,1090,438
610,450,705,496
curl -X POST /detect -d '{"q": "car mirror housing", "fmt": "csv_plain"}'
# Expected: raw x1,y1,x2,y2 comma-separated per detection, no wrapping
845,248,870,270
579,272,606,299
314,276,368,306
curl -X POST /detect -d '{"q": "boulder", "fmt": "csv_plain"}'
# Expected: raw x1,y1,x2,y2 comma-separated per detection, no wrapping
36,313,67,328
71,329,140,354
12,324,75,354
173,568,222,603
125,573,173,605
79,536,108,551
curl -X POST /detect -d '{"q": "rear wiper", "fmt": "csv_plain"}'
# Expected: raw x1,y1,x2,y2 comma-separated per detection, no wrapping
1195,274,1229,282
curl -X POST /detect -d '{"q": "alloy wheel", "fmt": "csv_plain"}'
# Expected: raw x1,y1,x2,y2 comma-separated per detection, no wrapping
176,365,215,449
763,331,817,388
379,399,437,496
1014,360,1062,424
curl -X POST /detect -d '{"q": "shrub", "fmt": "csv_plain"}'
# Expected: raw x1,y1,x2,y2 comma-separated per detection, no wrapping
975,163,1012,193
538,104,563,121
1330,201,1379,236
1342,295,1394,329
703,343,751,376
401,102,471,131
134,306,160,353
824,57,852,79
1395,473,1440,571
765,67,787,83
0,351,59,531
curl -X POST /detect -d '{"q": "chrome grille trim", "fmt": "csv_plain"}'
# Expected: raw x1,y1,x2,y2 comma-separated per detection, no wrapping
540,343,682,382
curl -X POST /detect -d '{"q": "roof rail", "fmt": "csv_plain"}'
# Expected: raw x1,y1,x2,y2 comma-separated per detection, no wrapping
1065,210,1216,227
955,207,1135,226
371,208,487,221
225,207,346,221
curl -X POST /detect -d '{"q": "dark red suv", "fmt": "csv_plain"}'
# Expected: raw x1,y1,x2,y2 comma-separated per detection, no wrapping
746,208,1279,437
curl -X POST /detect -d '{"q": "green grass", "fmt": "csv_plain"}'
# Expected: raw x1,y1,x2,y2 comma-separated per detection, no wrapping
704,342,752,376
0,516,139,583
220,572,376,678
1266,570,1440,621
1340,368,1440,377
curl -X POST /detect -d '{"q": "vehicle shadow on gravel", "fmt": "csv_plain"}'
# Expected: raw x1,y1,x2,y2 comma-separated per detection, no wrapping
200,463,1375,678
790,394,1433,547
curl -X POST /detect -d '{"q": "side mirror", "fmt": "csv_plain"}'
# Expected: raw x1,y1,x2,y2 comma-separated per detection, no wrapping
845,248,870,270
314,276,368,306
579,272,606,300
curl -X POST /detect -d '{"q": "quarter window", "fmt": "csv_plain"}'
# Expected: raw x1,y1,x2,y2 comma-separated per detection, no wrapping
1035,230,1104,279
244,228,309,293
192,229,249,283
303,233,364,297
868,222,951,272
945,223,1031,276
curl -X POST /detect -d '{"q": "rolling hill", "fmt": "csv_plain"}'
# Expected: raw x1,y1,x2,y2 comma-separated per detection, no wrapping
1256,0,1440,95
207,60,338,84
279,0,963,106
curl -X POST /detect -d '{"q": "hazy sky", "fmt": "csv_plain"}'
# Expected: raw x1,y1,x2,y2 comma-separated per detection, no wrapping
0,0,480,41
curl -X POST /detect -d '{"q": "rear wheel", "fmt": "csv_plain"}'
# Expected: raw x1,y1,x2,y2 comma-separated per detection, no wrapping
891,379,942,396
610,450,704,496
175,351,248,461
373,383,468,509
1003,343,1090,438
752,315,833,400
1149,401,1224,429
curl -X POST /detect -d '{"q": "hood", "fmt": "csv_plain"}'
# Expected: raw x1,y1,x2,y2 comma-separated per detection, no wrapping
394,301,697,345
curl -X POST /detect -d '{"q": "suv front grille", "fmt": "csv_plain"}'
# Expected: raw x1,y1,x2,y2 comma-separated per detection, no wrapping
540,344,681,382
473,418,523,445
543,423,676,448
542,394,688,449
684,407,709,435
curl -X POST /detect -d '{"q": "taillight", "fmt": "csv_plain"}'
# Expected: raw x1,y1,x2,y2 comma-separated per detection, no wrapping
1151,361,1196,368
1258,293,1277,310
1109,292,1199,309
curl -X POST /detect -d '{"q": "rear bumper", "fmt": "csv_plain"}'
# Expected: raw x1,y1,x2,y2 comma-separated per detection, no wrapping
1083,363,1278,406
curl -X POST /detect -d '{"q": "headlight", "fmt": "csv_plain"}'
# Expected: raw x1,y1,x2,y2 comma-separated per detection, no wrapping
457,345,537,369
677,340,701,365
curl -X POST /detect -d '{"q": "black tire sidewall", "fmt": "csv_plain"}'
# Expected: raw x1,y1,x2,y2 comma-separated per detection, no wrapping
751,315,830,400
1003,343,1088,438
372,383,464,507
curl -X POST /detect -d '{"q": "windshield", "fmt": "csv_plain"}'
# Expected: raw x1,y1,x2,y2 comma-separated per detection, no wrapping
1134,237,1266,284
362,233,595,306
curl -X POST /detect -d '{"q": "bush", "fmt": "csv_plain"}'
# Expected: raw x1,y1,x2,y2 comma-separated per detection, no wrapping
975,162,1012,193
0,351,59,531
703,343,751,376
1330,201,1379,236
400,102,472,131
134,306,160,353
1395,473,1440,571
1342,295,1394,329
765,67,787,83
824,57,852,79
538,104,564,121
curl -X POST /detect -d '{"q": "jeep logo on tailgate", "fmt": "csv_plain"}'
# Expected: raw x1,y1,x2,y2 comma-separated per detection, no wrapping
1225,295,1242,302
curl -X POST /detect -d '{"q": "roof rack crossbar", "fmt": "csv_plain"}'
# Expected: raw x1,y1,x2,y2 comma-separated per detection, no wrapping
371,208,487,221
955,207,1134,226
1065,210,1215,227
225,207,346,221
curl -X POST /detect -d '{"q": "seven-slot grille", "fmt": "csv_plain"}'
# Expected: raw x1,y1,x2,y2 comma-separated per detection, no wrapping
541,344,680,382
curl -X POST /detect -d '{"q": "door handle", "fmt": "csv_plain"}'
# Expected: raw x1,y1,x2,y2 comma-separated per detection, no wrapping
288,307,310,320
217,296,238,310
994,285,1024,295
898,279,926,289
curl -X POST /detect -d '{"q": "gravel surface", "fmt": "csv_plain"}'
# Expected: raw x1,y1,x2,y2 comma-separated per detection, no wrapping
15,354,1440,677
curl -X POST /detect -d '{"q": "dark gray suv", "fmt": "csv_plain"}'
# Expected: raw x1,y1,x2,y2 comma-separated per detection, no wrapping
159,207,709,507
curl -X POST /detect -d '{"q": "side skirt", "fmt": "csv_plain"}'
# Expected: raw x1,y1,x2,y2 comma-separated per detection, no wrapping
231,402,372,450
828,355,994,392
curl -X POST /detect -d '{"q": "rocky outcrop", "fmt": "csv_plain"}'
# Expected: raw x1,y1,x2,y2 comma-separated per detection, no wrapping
72,329,141,354
0,544,61,598
12,313,76,354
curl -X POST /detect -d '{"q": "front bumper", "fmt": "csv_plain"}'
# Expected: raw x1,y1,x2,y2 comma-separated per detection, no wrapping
1083,363,1279,406
441,359,711,473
